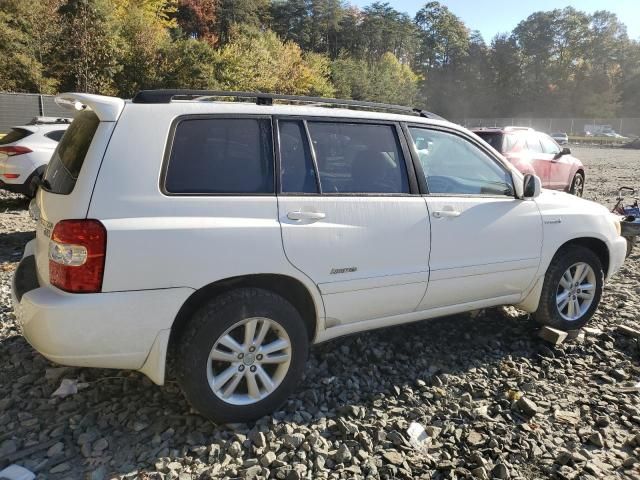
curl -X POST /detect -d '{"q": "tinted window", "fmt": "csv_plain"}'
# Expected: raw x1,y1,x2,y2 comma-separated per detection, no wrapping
43,111,100,195
306,122,409,194
165,118,274,194
279,120,318,193
45,130,66,142
539,133,560,155
525,133,543,153
0,128,33,145
409,127,513,196
474,132,503,152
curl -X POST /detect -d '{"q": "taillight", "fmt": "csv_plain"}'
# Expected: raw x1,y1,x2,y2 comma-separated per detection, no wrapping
49,220,106,293
0,146,32,156
2,173,20,179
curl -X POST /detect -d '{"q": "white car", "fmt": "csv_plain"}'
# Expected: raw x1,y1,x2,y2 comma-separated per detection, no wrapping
12,92,627,423
0,118,70,197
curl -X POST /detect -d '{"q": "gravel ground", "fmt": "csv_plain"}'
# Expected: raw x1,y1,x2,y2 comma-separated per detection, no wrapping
0,146,639,480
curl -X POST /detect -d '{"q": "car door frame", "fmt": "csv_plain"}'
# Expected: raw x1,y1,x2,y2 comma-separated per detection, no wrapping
400,121,542,311
274,114,432,328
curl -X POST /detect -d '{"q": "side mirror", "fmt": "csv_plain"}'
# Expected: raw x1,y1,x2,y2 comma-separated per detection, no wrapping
554,147,571,160
523,174,541,199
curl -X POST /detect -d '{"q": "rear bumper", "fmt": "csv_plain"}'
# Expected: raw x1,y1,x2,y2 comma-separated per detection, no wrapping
12,252,192,381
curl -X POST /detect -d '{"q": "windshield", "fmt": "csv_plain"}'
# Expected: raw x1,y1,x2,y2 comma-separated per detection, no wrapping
474,132,504,152
43,110,99,195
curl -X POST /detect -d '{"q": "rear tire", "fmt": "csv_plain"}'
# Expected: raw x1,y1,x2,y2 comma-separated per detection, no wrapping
569,172,584,197
175,288,309,423
533,245,603,330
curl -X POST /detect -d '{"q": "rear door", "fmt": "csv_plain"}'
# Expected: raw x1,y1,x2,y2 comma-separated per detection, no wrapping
277,118,430,326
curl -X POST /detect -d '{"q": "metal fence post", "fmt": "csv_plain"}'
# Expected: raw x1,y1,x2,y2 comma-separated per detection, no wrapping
38,95,44,116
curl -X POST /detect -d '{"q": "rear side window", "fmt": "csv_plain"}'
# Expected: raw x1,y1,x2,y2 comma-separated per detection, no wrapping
45,130,66,142
306,122,409,194
43,111,100,195
279,120,318,193
165,118,274,194
0,128,33,145
525,133,543,153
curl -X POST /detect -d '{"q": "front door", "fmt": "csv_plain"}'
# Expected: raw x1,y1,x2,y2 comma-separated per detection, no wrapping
276,118,430,326
406,126,543,310
539,133,572,190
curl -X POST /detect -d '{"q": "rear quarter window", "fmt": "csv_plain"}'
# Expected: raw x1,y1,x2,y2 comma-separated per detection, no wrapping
164,117,274,194
0,128,33,145
43,110,100,195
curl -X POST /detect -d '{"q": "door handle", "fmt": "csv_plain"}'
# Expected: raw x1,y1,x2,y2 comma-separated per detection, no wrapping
287,210,326,221
432,210,461,219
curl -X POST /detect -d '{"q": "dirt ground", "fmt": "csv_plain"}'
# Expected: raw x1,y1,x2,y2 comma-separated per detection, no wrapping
0,146,639,480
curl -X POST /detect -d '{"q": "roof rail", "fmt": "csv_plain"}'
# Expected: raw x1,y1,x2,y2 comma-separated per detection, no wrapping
27,116,72,125
131,90,444,120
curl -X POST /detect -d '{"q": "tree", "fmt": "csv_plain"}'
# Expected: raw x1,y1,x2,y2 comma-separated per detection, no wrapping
211,27,334,96
175,0,219,44
57,0,122,94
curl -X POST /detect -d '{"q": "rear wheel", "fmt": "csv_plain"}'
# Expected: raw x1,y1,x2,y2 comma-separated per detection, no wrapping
533,245,603,330
175,288,309,423
569,172,584,197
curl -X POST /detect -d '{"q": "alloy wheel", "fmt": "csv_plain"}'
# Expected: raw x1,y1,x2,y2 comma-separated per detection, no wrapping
206,317,291,405
556,262,596,321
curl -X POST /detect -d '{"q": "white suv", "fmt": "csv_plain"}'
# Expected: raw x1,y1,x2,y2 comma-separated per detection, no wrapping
0,118,70,197
12,91,627,423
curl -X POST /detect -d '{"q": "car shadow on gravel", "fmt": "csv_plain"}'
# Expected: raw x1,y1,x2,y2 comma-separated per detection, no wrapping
0,231,35,262
0,307,554,478
0,194,29,211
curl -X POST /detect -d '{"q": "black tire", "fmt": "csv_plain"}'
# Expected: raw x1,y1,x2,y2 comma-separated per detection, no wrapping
569,172,584,197
175,288,309,423
533,245,603,330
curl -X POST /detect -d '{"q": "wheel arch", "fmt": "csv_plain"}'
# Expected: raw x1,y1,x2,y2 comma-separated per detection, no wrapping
167,274,321,362
558,237,609,274
517,236,609,313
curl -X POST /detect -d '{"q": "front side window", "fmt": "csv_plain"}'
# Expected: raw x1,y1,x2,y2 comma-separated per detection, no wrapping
165,118,274,194
408,127,514,196
539,133,561,155
306,122,409,194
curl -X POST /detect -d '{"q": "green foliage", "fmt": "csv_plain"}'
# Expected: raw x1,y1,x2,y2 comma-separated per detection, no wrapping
211,27,334,96
0,0,638,118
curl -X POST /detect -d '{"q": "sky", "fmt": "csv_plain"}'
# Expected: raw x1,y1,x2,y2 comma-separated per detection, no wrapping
349,0,640,41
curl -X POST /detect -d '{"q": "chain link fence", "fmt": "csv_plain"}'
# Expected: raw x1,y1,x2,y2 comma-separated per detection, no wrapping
454,117,640,139
0,92,71,133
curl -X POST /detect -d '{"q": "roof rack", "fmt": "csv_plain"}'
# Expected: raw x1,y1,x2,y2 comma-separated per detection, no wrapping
27,116,72,125
131,90,443,120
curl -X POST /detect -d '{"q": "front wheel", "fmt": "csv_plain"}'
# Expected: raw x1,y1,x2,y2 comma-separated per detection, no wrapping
569,172,584,197
533,245,603,330
175,288,309,423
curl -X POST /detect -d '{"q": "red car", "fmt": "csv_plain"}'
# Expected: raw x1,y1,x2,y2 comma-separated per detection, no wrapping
472,127,585,197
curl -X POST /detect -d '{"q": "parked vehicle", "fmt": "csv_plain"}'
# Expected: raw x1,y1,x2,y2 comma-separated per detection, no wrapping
472,127,586,197
12,91,627,423
0,117,71,197
611,187,640,257
551,132,569,144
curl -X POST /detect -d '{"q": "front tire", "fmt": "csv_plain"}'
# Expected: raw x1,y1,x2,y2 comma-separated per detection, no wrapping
533,245,603,330
569,172,584,197
175,288,309,423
